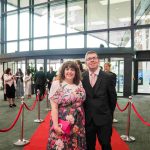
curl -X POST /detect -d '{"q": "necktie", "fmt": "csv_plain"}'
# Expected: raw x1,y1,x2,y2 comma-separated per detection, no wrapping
90,73,96,87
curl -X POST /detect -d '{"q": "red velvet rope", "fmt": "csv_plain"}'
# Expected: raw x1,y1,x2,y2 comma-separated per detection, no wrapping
116,102,129,112
24,99,37,111
0,104,24,132
131,103,150,126
40,91,47,101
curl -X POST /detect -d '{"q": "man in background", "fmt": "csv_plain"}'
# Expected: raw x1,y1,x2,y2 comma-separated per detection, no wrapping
104,62,118,123
46,66,56,91
35,67,46,101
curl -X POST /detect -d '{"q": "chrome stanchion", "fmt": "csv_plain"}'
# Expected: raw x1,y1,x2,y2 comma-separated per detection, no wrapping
121,96,135,142
34,90,44,123
14,97,30,146
45,86,51,111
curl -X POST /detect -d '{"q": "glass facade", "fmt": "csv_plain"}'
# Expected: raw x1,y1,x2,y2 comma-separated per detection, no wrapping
0,0,149,53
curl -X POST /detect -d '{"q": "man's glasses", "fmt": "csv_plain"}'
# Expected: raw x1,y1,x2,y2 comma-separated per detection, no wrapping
86,57,98,61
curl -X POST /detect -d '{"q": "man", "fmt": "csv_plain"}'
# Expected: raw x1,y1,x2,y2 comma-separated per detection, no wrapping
104,62,118,123
82,51,117,150
46,66,56,90
34,67,46,100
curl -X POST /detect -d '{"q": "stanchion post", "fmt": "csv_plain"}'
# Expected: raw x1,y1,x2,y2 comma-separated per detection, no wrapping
121,96,135,142
14,96,30,146
45,86,51,111
34,89,44,123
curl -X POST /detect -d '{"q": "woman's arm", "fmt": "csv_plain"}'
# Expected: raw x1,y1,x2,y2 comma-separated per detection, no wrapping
51,100,63,134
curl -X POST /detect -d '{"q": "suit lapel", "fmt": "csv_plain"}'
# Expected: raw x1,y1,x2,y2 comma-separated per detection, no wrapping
93,70,103,93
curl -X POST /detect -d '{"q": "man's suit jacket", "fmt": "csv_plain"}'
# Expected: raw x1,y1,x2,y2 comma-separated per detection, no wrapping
46,71,56,82
107,71,117,87
34,71,46,86
82,70,117,126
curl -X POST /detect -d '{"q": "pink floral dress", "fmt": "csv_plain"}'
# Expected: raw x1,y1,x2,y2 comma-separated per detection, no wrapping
47,80,86,150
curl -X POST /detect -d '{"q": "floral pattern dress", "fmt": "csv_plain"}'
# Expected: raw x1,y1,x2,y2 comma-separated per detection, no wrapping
47,80,86,150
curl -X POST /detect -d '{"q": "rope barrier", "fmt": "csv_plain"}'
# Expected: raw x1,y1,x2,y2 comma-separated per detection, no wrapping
131,103,150,127
14,97,30,146
34,89,44,123
0,104,24,132
120,96,135,142
24,99,37,111
116,102,129,112
40,90,47,101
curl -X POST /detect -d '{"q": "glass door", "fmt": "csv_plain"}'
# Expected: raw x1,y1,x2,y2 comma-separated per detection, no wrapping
110,58,124,96
137,61,150,94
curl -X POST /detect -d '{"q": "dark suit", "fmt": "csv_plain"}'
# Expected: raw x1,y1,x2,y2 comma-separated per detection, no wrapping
34,71,46,100
82,70,117,150
107,71,117,87
46,71,56,90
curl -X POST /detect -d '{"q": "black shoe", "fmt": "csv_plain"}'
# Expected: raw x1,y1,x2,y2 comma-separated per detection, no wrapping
12,104,16,107
9,104,13,108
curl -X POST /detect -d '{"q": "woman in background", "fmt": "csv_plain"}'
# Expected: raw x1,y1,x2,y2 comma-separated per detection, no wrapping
4,68,16,107
24,69,32,99
15,68,24,99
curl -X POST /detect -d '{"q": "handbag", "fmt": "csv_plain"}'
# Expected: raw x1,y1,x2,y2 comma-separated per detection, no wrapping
52,119,71,135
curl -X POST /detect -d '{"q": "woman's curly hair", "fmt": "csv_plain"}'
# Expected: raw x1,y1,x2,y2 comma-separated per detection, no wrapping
59,61,81,85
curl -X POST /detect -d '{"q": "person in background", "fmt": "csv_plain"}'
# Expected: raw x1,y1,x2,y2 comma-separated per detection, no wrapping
75,60,85,74
4,68,16,107
82,51,117,150
34,67,46,101
24,69,32,99
47,61,86,149
15,68,24,99
104,62,118,123
46,66,56,91
1,70,7,101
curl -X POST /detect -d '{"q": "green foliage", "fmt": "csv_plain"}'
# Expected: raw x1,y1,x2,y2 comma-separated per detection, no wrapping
28,64,36,81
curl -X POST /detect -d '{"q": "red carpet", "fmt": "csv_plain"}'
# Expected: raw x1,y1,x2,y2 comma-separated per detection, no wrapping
24,112,129,150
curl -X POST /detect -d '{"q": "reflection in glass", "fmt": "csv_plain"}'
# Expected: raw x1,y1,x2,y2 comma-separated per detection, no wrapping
135,28,150,50
7,42,17,53
20,40,29,52
49,36,65,49
34,38,47,50
20,9,29,39
47,59,62,72
110,0,131,28
109,30,131,47
111,58,124,94
34,5,48,37
87,0,107,30
87,32,108,48
67,0,84,33
67,34,84,48
28,59,35,70
8,61,15,74
138,61,150,93
7,13,18,41
36,59,44,71
49,1,65,35
17,60,25,75
135,0,150,25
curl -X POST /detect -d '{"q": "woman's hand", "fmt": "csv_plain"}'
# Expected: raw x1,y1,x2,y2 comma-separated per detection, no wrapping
54,126,64,135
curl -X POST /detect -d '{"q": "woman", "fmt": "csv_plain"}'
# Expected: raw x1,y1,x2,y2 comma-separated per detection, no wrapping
4,68,16,107
47,61,86,150
24,69,32,99
15,68,24,99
